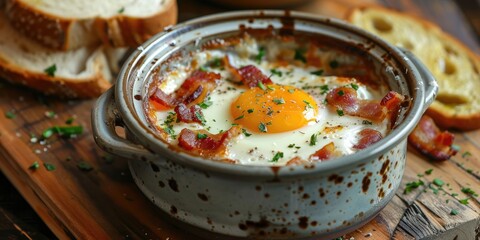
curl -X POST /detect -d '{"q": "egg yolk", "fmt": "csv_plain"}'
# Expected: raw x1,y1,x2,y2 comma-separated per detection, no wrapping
231,84,318,133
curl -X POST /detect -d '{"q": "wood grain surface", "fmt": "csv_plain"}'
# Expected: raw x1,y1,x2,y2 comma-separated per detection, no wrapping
0,0,478,239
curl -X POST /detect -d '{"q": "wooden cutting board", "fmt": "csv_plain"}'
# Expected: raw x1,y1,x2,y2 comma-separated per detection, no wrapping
0,0,479,239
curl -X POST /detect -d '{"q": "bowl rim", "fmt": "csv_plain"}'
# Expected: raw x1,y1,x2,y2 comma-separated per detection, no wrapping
115,10,426,178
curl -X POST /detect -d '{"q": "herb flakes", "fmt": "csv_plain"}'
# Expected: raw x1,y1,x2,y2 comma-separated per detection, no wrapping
433,178,444,187
271,152,284,162
77,161,93,171
404,180,424,194
258,122,267,133
44,64,57,77
44,163,56,171
5,111,16,119
29,161,40,170
310,70,324,76
309,134,317,146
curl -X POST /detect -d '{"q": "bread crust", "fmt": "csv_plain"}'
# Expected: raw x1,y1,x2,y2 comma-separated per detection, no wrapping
0,51,111,98
5,0,177,51
346,5,480,131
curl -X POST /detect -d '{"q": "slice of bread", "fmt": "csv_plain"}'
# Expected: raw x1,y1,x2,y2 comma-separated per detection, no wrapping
5,0,177,50
0,13,121,98
347,6,480,131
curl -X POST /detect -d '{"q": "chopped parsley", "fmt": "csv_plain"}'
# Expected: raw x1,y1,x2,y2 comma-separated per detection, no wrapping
5,111,16,119
118,7,125,13
303,100,313,109
42,126,83,139
65,117,75,125
199,98,213,109
461,151,472,158
461,187,478,197
255,47,266,63
450,209,459,215
77,161,93,171
270,69,282,77
44,64,57,77
320,85,329,94
425,169,433,175
29,161,40,170
309,134,317,146
404,180,424,194
288,144,296,148
195,111,206,125
234,115,244,120
294,48,307,63
336,109,344,116
242,128,252,137
351,83,359,90
329,60,339,69
433,178,444,187
271,152,284,162
337,90,345,96
258,122,267,133
258,82,266,90
211,58,222,68
247,109,254,113
273,98,285,105
44,163,56,171
310,70,324,76
197,133,207,139
199,66,208,72
362,120,373,125
458,198,469,205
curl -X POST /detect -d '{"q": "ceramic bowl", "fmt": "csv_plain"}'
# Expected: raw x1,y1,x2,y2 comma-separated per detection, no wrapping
91,10,437,239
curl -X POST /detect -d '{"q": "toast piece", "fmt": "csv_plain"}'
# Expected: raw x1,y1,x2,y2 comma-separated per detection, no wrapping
5,0,177,50
347,6,480,130
0,13,119,98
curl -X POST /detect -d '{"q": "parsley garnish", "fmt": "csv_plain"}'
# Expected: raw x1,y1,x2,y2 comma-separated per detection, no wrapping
42,126,83,139
336,109,344,116
44,64,57,77
118,7,125,13
309,134,317,146
329,60,339,69
197,133,207,139
433,178,444,187
320,85,329,94
337,90,345,96
77,161,93,171
351,83,359,90
29,161,39,170
258,122,267,133
461,187,478,197
65,117,75,125
288,144,296,148
294,48,307,63
425,169,433,175
271,152,284,162
247,109,254,113
258,82,266,90
310,70,324,76
270,69,282,77
5,111,16,119
461,151,471,158
199,66,208,72
362,120,372,125
255,47,266,63
234,115,244,120
273,98,285,105
404,180,424,194
450,209,459,215
242,128,252,137
303,100,313,109
211,58,222,68
199,98,213,109
195,111,206,125
459,198,469,205
44,163,56,171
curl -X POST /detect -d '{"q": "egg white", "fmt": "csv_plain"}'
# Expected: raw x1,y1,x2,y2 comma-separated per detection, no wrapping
152,43,389,166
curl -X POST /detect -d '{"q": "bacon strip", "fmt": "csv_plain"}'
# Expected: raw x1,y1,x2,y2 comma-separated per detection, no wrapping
311,142,337,161
223,55,272,88
174,103,204,124
178,127,241,156
150,70,220,109
326,86,404,122
353,128,383,149
408,115,457,161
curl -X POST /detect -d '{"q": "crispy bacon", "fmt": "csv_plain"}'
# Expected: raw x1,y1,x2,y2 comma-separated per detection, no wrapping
408,115,457,161
353,128,383,149
174,103,204,124
223,55,272,88
150,70,220,109
326,86,404,122
178,127,241,156
311,142,337,161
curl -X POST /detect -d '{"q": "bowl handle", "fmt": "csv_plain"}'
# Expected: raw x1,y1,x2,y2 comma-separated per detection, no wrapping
400,49,438,112
91,88,156,161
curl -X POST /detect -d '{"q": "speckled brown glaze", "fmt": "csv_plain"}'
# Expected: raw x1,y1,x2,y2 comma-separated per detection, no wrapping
92,10,437,240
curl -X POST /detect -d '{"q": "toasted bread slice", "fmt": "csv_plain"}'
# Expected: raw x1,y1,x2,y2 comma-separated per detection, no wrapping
0,13,122,98
347,6,480,130
5,0,177,50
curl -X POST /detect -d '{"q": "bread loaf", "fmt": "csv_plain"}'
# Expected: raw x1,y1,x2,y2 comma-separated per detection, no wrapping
5,0,177,50
0,12,118,98
347,6,480,130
